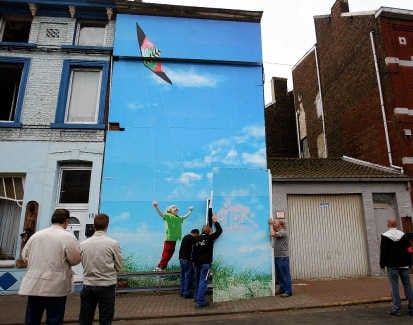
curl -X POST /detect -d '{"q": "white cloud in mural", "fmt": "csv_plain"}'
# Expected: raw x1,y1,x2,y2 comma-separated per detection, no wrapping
164,67,218,88
180,124,266,170
234,125,265,144
112,212,131,223
242,147,266,167
178,172,202,185
127,102,159,110
238,243,269,254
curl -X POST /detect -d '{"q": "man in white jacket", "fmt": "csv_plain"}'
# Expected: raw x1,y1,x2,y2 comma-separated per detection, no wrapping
79,213,122,325
18,208,81,325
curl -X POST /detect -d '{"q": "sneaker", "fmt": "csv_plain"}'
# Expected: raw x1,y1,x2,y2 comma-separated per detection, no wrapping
389,311,401,316
154,267,164,272
195,302,209,308
280,293,291,298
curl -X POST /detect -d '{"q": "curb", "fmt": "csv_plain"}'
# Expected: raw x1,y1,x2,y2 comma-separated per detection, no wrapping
61,297,393,323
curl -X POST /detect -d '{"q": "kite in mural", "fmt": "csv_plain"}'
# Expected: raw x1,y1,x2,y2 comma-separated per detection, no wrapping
136,23,172,84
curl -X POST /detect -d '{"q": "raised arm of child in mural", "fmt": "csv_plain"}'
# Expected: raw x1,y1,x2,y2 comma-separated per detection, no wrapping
152,200,193,271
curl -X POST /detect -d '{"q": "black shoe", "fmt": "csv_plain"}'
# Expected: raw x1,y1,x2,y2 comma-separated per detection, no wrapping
280,293,292,298
408,311,413,316
195,302,209,308
389,311,401,316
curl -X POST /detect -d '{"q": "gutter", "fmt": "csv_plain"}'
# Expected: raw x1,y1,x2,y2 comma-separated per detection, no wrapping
369,31,403,172
314,45,328,157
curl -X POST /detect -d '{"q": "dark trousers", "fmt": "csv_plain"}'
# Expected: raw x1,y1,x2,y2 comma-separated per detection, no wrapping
274,256,292,295
180,259,194,297
157,241,176,269
25,295,67,325
194,263,210,306
79,285,116,325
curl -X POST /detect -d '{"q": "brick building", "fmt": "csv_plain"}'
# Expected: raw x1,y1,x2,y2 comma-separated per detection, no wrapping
265,77,298,158
0,0,115,293
292,0,413,203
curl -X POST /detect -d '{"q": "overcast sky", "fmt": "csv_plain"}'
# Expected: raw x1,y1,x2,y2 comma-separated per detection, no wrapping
143,0,413,103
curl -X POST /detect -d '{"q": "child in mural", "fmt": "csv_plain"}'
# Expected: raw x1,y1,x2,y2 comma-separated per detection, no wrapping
152,201,193,271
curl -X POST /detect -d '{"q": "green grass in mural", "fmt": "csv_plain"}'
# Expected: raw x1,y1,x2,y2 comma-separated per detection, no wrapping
212,259,272,302
119,254,180,289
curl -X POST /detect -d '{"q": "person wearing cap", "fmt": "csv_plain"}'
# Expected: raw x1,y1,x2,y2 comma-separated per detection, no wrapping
179,228,199,298
152,201,193,271
18,208,81,325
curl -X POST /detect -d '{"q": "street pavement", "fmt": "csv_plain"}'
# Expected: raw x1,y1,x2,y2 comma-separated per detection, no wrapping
0,276,412,324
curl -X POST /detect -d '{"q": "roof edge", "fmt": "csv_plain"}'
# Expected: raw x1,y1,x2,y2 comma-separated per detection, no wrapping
116,1,263,22
342,155,403,175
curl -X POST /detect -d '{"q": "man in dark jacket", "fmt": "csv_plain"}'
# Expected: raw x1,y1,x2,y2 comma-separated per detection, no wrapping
193,214,222,308
380,218,413,316
179,228,199,298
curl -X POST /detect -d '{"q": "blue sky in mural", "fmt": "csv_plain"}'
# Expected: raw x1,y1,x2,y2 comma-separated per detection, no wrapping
101,14,269,272
114,14,262,62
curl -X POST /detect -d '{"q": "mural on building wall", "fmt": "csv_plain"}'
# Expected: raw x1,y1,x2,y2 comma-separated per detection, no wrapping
101,14,271,301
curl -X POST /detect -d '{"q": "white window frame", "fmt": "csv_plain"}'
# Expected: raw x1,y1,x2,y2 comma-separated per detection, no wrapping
64,68,102,124
56,166,92,209
75,21,107,47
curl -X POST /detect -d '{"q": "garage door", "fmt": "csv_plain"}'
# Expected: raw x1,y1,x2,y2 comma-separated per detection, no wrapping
287,194,369,280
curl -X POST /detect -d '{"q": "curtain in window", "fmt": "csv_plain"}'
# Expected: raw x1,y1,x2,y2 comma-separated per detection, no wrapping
0,199,21,259
66,70,101,123
78,26,105,46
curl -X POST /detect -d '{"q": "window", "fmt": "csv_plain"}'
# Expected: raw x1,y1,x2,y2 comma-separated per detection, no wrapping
0,57,30,127
58,168,91,204
0,17,31,43
0,176,24,260
65,69,102,123
53,60,108,129
75,21,106,47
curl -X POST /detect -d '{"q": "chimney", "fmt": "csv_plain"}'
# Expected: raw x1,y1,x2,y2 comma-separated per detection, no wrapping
271,77,288,102
331,0,349,18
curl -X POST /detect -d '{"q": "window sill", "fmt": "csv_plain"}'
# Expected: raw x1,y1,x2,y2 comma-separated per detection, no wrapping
0,260,15,268
0,122,22,128
51,123,105,130
61,45,113,53
0,42,36,49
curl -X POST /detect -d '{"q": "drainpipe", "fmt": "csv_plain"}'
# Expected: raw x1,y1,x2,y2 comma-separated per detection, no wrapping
369,31,399,170
292,90,302,158
314,46,328,157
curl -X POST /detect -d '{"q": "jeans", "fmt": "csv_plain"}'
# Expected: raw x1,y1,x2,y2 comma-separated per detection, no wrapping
387,267,413,313
25,295,67,325
194,264,210,306
180,259,194,297
274,256,292,296
79,285,116,325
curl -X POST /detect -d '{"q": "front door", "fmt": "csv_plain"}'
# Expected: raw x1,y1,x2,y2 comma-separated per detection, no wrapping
56,165,92,281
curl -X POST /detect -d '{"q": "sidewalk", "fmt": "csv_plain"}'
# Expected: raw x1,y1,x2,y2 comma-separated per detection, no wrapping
0,276,405,324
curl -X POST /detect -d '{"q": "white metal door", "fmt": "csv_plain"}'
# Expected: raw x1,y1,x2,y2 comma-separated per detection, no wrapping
287,194,369,280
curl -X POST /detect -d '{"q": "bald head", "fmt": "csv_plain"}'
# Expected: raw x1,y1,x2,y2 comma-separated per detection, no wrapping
387,218,398,229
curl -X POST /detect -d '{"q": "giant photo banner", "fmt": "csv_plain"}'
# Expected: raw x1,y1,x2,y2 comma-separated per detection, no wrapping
101,13,272,301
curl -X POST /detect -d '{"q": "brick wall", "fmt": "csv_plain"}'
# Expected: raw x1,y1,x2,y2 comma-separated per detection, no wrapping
292,49,324,157
0,16,115,143
265,77,298,158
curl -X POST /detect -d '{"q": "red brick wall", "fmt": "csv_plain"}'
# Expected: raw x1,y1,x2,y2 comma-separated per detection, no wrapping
380,17,413,166
265,78,298,158
313,13,391,165
292,50,323,157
